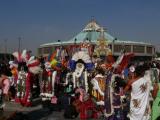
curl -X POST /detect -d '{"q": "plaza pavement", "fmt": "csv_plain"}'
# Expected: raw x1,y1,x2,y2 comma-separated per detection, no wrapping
0,98,80,120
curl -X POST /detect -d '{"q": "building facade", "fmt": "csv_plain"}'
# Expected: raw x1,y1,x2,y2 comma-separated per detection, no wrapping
38,20,155,60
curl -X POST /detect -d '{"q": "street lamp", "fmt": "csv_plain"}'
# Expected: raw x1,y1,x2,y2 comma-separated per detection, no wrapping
74,38,77,45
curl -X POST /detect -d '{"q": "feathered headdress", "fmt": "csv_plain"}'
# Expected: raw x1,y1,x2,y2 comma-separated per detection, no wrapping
27,56,41,74
45,50,61,71
70,51,94,71
12,49,30,63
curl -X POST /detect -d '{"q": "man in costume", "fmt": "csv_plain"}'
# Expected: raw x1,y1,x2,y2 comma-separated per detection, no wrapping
21,56,41,106
91,68,105,106
124,65,151,120
69,51,94,92
13,50,41,106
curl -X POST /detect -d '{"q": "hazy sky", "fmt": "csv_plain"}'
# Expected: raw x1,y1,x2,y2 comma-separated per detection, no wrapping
0,0,160,54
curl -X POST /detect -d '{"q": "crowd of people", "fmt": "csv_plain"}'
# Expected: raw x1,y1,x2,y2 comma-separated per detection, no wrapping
0,42,160,120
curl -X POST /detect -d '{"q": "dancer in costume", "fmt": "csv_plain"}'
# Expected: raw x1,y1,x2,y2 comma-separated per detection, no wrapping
40,47,68,103
16,66,28,104
124,65,151,120
13,50,41,106
9,61,18,101
91,67,105,106
21,56,41,106
12,50,29,104
104,52,134,119
40,61,57,101
74,87,98,119
70,51,94,92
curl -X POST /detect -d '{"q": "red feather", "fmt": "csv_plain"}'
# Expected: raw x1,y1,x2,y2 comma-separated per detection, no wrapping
115,53,134,74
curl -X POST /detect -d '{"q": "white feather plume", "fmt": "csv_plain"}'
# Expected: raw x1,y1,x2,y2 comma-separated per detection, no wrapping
21,49,28,62
72,51,91,63
13,52,21,62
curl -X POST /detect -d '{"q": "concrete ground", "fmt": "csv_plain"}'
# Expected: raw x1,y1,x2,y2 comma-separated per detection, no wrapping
0,98,80,120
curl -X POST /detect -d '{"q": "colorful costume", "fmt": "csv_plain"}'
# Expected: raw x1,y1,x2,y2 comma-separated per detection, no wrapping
91,74,105,105
15,70,27,103
13,50,41,106
128,77,151,120
40,69,53,100
70,51,94,92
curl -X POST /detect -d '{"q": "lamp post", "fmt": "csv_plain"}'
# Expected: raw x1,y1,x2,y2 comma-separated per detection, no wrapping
74,38,77,45
74,38,77,52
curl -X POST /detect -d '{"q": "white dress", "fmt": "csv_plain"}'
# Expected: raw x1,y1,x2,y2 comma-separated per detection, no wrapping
129,77,151,120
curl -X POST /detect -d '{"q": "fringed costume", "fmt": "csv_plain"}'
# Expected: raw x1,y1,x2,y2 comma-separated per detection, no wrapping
91,74,105,105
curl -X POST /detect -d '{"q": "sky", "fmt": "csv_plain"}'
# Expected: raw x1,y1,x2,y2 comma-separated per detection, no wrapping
0,0,160,54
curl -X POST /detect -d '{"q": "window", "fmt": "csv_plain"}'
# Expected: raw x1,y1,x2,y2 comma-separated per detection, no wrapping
124,45,131,52
114,45,123,52
133,45,145,53
44,47,52,54
146,46,152,54
38,48,42,55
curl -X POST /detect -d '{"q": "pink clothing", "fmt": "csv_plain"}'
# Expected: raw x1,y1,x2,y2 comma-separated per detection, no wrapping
2,78,10,95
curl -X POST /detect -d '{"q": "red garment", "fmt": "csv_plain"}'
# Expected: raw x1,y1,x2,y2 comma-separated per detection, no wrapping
21,72,33,107
79,98,98,120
